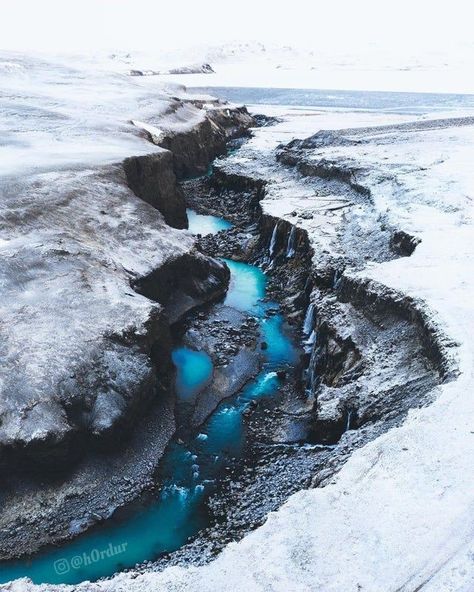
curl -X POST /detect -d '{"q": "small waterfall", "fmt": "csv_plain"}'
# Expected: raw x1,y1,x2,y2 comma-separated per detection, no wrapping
345,410,353,432
333,270,342,290
303,303,315,335
286,226,297,258
304,330,317,352
269,223,278,258
305,339,324,397
307,364,317,395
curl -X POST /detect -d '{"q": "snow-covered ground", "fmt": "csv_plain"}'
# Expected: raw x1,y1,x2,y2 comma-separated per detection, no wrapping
0,51,219,178
108,41,474,94
3,47,474,591
7,97,474,591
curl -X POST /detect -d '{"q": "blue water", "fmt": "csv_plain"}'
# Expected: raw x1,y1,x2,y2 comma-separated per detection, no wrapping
187,209,233,235
172,348,213,402
222,258,266,314
192,86,474,115
0,217,297,586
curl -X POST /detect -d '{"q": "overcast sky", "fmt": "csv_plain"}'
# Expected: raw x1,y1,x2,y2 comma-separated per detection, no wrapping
1,0,472,56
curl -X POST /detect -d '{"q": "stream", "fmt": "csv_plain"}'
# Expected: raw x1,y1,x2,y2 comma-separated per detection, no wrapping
0,210,298,585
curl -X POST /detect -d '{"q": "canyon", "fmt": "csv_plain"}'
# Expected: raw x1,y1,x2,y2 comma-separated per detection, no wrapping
1,54,474,592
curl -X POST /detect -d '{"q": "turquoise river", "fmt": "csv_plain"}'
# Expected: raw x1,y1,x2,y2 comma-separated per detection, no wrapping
0,211,298,585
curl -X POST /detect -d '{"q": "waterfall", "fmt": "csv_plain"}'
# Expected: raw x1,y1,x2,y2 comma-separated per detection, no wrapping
345,410,353,432
307,362,317,394
286,226,297,258
303,303,315,335
304,330,316,352
269,223,278,258
306,346,317,392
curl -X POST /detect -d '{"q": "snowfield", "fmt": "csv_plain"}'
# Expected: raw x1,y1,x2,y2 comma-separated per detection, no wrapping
110,41,474,95
2,50,474,591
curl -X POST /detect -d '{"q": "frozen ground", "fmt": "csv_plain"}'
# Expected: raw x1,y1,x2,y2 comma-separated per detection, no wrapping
108,41,474,94
7,92,474,590
0,51,217,178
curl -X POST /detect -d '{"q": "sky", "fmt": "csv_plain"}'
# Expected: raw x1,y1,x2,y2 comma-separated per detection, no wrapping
1,0,473,57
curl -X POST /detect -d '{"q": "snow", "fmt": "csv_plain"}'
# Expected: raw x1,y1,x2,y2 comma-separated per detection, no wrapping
4,48,474,592
0,51,211,179
113,42,474,95
131,120,164,143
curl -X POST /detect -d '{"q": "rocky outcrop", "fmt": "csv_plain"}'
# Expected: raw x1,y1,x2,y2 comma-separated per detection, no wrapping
0,101,255,563
0,166,185,471
129,63,214,76
124,106,255,228
278,151,371,198
133,251,230,324
123,149,188,228
390,229,421,256
158,107,254,179
0,105,253,472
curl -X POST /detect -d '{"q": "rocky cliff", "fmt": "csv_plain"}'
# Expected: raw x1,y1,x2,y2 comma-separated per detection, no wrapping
0,86,254,559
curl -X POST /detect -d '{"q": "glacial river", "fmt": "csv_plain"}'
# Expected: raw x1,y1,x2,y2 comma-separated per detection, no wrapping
0,211,298,585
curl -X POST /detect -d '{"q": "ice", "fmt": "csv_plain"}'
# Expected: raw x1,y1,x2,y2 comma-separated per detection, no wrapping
286,226,296,258
302,303,315,336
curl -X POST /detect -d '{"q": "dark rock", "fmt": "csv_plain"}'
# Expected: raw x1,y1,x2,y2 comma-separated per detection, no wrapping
158,107,254,180
123,150,188,229
390,230,421,256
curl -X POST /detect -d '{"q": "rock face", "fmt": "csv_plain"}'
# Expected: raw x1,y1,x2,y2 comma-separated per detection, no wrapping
133,251,230,324
158,107,254,178
123,149,188,228
0,51,261,566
